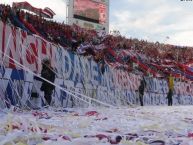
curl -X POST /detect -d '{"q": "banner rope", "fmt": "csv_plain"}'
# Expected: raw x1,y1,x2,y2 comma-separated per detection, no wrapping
0,49,114,108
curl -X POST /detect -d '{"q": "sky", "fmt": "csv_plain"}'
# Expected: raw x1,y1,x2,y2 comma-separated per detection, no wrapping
1,0,193,46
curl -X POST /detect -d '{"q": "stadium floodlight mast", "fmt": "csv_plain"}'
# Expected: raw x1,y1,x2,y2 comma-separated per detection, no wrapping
62,0,70,24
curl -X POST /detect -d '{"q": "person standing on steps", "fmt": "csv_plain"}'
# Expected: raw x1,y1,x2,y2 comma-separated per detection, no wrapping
138,76,146,106
40,59,56,106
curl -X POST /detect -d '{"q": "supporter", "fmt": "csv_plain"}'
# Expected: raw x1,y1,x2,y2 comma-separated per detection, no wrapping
138,76,147,106
99,59,106,75
167,74,174,106
9,9,30,33
1,3,193,81
40,59,56,106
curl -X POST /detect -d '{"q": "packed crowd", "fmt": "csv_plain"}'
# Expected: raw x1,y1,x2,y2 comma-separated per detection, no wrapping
1,3,193,80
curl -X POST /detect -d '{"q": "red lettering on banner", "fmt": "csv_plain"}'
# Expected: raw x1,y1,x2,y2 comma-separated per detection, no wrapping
0,22,58,72
21,30,27,42
3,25,15,68
42,40,47,54
1,22,58,72
50,44,56,67
26,43,38,65
26,49,33,64
23,35,37,71
9,27,17,68
9,52,16,68
8,27,24,69
16,30,23,65
46,42,51,58
11,27,17,50
20,30,28,68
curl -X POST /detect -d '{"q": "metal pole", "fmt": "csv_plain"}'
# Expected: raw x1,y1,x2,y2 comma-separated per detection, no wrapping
66,0,68,24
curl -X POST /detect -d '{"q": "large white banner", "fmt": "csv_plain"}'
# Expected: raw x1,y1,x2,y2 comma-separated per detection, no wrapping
0,21,193,108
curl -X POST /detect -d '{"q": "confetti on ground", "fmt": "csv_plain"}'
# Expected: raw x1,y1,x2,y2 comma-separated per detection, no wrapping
1,106,193,145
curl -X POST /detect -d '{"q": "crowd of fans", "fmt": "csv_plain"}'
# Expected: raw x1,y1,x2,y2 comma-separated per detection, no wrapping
1,3,193,80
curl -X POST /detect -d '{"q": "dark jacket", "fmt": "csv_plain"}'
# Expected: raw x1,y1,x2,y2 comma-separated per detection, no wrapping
139,78,146,95
40,65,56,91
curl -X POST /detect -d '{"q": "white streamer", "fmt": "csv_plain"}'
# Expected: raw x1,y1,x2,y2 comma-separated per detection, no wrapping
0,49,114,108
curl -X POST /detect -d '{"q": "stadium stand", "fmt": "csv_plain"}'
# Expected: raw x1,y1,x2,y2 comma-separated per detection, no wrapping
1,4,193,81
